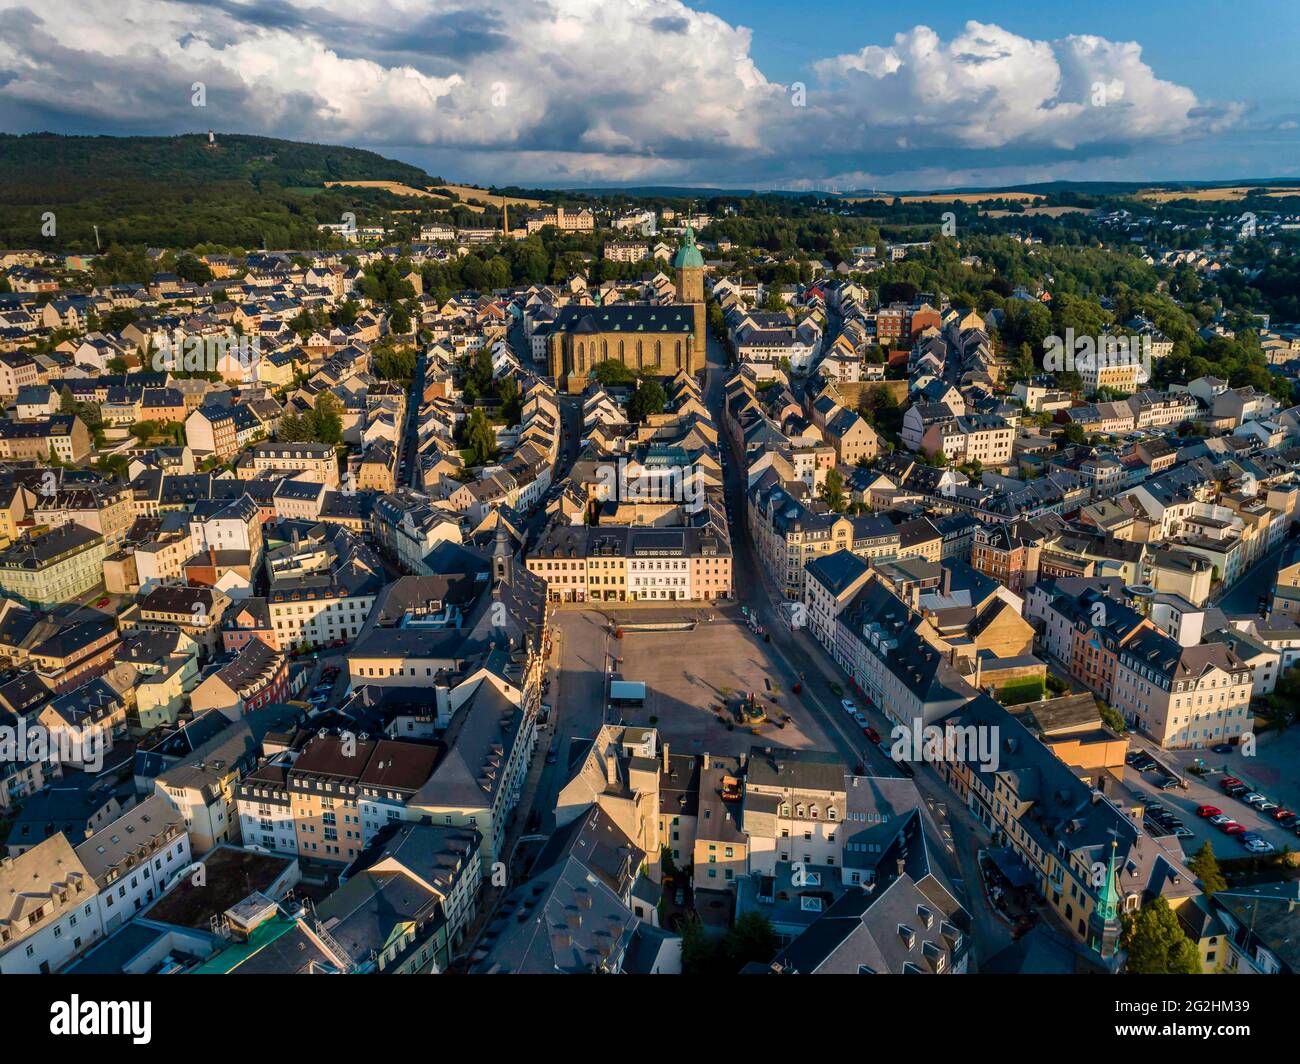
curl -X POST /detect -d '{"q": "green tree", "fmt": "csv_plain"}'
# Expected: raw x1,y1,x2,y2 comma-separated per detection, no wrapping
460,407,499,466
820,467,847,512
372,343,417,383
592,359,636,387
1188,843,1227,896
680,917,721,975
627,378,666,423
308,391,343,445
722,912,777,970
1121,896,1201,974
497,375,522,426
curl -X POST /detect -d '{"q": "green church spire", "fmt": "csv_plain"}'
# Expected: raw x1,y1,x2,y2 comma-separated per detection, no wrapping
673,225,704,270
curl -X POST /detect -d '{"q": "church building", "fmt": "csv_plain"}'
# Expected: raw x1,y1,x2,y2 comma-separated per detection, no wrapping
547,228,707,393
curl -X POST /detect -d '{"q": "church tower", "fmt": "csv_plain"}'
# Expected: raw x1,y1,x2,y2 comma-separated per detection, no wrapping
674,226,706,373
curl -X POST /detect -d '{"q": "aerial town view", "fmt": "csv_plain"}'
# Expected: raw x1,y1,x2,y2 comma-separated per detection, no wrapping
0,0,1295,1036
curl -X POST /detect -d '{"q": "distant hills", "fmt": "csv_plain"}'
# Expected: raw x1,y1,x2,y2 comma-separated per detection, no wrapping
0,131,437,193
0,132,447,251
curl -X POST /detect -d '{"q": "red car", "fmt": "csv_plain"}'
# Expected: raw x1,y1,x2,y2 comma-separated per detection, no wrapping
1219,777,1242,791
1272,808,1295,821
1196,805,1222,818
864,727,881,744
1220,822,1246,835
95,597,110,608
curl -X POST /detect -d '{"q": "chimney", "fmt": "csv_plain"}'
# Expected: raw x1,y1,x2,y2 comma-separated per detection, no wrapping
941,565,952,596
702,752,711,770
605,753,618,787
896,858,906,879
661,741,670,774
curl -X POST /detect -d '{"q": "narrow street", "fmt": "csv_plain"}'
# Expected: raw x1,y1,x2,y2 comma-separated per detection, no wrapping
700,326,1014,966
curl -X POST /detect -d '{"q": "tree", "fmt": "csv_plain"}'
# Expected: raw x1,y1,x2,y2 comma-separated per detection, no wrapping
592,359,636,387
462,349,494,403
1188,843,1227,897
308,391,343,445
1121,896,1201,974
459,407,499,466
497,375,522,426
680,917,721,975
820,467,847,512
1058,422,1087,447
722,912,777,969
627,378,666,423
372,343,417,383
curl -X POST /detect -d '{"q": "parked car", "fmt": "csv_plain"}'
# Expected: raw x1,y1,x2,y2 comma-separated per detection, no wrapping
840,699,857,715
1208,814,1234,826
1220,776,1242,790
852,712,869,729
1239,833,1263,845
1279,814,1300,829
1211,743,1234,754
1243,793,1268,806
1222,823,1247,836
1225,784,1250,798
864,727,881,745
1157,777,1181,790
1172,827,1195,839
1245,839,1275,855
1196,805,1222,818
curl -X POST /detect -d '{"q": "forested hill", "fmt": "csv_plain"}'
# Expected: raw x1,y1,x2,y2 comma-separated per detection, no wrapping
0,132,443,251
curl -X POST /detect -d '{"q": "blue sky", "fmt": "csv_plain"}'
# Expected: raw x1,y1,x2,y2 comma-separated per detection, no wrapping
1,0,1296,189
707,0,1299,106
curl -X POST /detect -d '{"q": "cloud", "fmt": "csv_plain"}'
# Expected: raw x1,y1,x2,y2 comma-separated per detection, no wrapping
0,2,1247,187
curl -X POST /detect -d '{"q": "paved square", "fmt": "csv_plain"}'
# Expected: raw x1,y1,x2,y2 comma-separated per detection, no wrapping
603,612,837,756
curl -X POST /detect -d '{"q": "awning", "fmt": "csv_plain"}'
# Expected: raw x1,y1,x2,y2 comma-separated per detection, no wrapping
988,846,1036,889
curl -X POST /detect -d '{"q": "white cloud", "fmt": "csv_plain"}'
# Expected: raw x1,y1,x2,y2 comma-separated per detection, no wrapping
0,2,1244,186
812,22,1237,154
